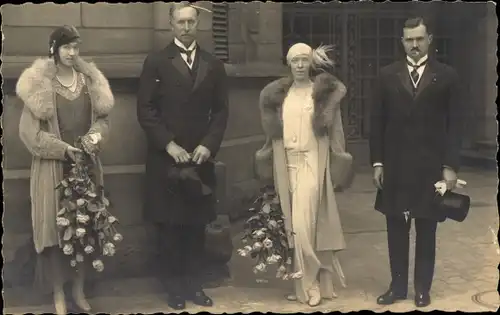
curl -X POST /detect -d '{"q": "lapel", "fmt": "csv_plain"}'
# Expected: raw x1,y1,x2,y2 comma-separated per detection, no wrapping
413,60,437,99
192,49,209,92
164,43,192,89
396,61,414,97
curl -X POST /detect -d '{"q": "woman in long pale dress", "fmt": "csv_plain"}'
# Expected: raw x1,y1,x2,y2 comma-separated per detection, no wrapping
16,25,114,314
256,43,349,307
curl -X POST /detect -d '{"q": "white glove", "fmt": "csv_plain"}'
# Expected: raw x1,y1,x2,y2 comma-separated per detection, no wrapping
434,179,467,196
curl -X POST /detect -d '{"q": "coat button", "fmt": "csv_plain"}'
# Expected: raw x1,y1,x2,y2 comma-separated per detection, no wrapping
292,136,297,142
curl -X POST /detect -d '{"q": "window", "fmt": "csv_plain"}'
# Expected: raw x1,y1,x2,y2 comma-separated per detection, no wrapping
212,3,229,62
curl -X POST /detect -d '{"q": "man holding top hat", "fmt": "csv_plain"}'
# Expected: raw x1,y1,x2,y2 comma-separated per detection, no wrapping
137,2,228,310
369,17,464,308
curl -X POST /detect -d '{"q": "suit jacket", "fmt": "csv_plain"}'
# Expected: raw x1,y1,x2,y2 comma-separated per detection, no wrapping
137,42,229,225
369,59,463,219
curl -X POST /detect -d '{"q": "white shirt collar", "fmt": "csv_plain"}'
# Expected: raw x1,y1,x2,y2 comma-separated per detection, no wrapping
174,37,197,51
406,54,428,67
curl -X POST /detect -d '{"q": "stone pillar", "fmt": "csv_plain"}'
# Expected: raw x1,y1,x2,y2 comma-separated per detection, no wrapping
482,3,498,143
256,2,283,63
228,2,260,63
153,2,173,50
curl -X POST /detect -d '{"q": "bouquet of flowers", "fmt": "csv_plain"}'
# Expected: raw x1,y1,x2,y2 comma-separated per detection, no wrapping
55,133,122,272
237,185,302,280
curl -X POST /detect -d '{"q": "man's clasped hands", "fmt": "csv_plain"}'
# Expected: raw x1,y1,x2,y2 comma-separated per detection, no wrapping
166,141,211,165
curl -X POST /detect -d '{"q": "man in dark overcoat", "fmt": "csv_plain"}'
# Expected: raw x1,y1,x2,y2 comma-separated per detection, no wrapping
136,3,228,310
370,17,463,308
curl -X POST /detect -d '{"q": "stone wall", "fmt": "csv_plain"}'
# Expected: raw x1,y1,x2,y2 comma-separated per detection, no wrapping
1,2,289,284
1,3,215,55
482,3,498,144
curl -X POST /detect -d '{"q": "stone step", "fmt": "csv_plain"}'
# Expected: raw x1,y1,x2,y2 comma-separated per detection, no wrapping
473,140,498,152
461,148,497,170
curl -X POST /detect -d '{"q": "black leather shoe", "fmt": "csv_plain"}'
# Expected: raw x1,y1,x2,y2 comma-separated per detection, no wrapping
415,292,431,307
167,295,186,310
187,290,213,307
376,289,407,305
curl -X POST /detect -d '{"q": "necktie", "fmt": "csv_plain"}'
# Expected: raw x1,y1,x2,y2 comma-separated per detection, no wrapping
408,60,427,85
179,47,194,65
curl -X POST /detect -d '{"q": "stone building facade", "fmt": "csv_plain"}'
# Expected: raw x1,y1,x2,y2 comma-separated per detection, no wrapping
2,2,496,281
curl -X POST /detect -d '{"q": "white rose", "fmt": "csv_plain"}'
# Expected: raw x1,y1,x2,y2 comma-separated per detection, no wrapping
252,242,263,251
63,244,74,255
237,249,249,257
113,233,123,242
75,228,86,238
252,262,267,274
266,255,278,264
84,245,94,254
56,217,70,227
263,238,273,249
254,262,267,272
92,259,104,272
76,253,84,262
103,243,116,257
77,214,90,224
276,265,287,278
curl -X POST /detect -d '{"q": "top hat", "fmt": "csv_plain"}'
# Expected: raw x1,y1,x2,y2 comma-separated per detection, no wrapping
434,191,470,222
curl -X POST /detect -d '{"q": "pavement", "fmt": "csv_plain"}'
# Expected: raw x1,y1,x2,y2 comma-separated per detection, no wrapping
4,167,499,314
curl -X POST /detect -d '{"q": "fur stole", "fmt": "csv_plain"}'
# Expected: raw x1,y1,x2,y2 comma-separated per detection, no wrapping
259,72,347,139
16,57,114,120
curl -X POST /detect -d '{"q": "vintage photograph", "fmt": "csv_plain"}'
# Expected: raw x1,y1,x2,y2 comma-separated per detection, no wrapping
2,1,498,314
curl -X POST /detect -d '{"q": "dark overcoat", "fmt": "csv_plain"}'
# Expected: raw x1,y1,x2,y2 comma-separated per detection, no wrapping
137,42,229,225
370,59,463,220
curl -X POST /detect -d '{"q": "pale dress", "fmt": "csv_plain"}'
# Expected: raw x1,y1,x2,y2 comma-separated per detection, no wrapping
282,85,346,304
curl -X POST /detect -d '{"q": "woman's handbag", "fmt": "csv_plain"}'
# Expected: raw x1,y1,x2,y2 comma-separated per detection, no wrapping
254,139,274,182
330,150,354,191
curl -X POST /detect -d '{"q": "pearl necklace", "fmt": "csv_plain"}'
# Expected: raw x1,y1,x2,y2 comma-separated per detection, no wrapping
56,68,77,88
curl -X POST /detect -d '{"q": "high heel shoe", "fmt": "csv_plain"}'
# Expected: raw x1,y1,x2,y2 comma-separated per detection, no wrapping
72,279,92,312
285,293,297,301
307,287,321,307
53,289,67,315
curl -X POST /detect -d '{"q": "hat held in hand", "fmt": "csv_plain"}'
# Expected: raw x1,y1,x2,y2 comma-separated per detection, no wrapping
434,180,470,222
167,163,213,198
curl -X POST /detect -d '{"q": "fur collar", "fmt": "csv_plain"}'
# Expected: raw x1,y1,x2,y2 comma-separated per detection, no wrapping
259,72,347,139
16,57,114,120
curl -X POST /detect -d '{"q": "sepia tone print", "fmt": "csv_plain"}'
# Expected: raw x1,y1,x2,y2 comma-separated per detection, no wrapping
2,1,498,313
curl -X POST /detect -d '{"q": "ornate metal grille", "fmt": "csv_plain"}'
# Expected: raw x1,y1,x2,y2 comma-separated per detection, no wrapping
282,2,452,140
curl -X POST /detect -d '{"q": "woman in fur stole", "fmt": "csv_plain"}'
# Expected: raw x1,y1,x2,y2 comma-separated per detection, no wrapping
16,25,114,314
255,43,349,307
